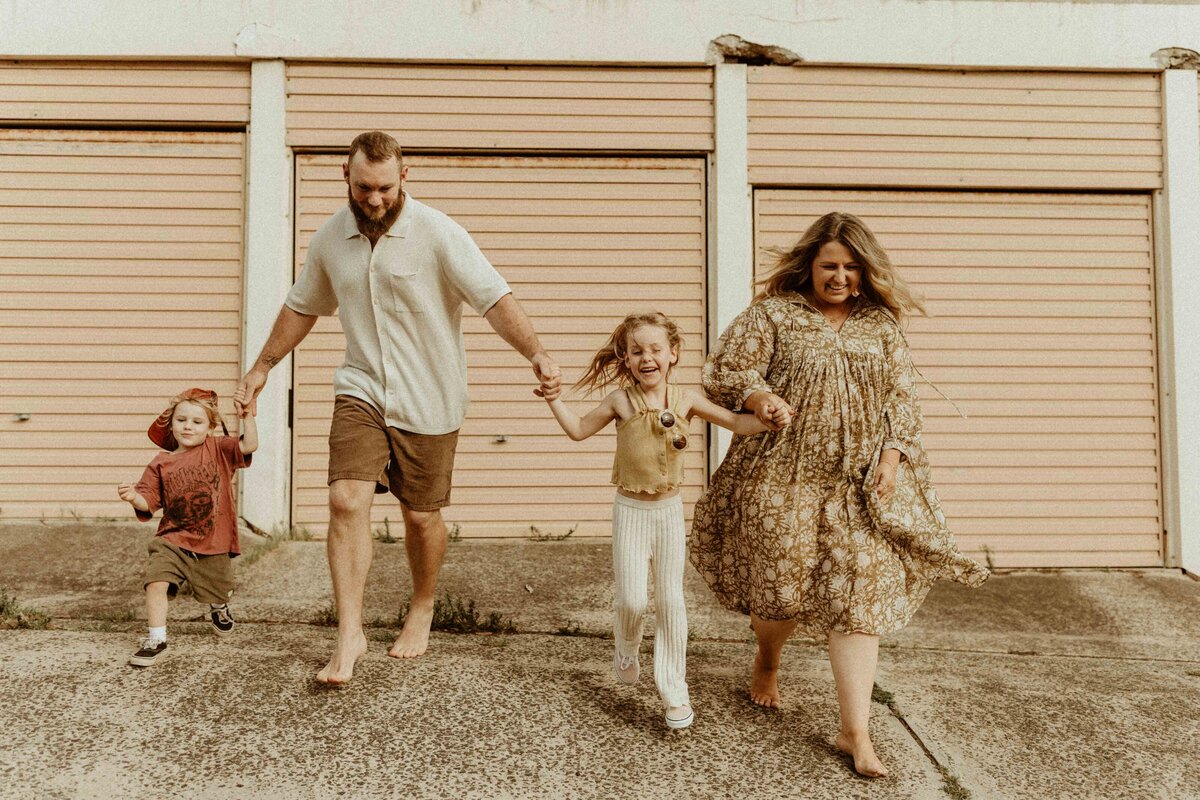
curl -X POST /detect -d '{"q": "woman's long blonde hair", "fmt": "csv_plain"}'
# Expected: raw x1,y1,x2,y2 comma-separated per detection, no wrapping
574,311,683,395
757,212,926,323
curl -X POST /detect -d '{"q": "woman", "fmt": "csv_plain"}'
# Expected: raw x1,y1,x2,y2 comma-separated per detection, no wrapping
691,212,988,777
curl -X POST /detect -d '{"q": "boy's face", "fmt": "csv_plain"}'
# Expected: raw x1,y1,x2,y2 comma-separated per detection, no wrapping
170,401,213,450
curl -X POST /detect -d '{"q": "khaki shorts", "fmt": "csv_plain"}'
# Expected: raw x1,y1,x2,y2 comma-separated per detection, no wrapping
327,395,459,511
144,537,233,605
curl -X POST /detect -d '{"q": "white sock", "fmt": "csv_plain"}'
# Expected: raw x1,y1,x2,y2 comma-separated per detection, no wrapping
148,625,166,643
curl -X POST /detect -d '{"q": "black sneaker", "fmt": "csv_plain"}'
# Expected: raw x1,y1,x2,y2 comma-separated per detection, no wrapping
129,638,167,667
209,604,235,635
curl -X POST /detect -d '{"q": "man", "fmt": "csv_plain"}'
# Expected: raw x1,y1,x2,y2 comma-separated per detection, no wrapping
236,131,561,684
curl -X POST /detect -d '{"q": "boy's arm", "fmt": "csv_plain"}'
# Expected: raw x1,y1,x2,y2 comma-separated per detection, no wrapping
686,391,777,436
238,414,259,454
546,392,618,442
116,483,151,513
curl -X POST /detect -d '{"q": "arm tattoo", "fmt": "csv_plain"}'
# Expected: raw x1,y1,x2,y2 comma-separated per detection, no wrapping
262,354,282,368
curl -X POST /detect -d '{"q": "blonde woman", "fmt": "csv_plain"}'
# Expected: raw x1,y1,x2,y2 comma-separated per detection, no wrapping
690,212,988,777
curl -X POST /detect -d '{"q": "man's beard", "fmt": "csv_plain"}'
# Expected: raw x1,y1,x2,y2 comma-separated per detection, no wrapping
348,187,402,240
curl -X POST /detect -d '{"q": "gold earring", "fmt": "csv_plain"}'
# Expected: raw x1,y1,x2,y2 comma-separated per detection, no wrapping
852,289,860,297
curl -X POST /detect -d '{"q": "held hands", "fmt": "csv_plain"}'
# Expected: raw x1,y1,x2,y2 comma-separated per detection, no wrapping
232,382,257,419
233,369,267,418
745,391,794,431
531,352,562,401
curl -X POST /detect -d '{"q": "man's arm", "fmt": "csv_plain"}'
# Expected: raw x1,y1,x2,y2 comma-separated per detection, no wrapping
235,305,319,416
482,293,561,399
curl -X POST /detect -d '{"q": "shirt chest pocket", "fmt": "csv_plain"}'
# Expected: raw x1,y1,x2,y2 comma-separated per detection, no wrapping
387,264,427,314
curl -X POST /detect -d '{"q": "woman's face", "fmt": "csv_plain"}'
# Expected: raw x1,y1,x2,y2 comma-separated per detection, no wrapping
809,240,862,308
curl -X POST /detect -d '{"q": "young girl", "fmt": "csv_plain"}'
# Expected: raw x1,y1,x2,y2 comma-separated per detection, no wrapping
117,387,257,667
543,311,790,729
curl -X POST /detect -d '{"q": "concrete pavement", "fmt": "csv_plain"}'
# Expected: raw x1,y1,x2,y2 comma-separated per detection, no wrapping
1,522,1197,799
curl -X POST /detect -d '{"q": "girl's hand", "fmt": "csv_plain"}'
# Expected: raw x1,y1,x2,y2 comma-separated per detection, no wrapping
874,461,897,502
764,403,793,428
745,391,793,431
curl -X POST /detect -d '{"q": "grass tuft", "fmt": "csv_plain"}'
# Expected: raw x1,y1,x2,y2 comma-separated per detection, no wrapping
312,602,338,627
373,517,399,544
871,683,895,707
0,588,51,630
938,765,971,800
399,593,517,634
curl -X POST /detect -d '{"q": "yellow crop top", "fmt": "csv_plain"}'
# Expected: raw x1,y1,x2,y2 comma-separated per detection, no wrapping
611,383,688,494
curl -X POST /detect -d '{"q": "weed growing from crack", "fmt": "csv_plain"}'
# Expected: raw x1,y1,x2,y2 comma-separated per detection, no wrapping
373,517,398,544
528,524,577,542
938,766,971,799
554,621,582,636
0,588,51,630
981,544,996,572
871,683,895,706
398,594,516,634
448,523,462,543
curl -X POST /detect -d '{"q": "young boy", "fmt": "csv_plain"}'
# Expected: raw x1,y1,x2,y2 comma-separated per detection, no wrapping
117,388,256,667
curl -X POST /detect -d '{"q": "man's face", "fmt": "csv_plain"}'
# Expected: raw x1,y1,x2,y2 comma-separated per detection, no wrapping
344,153,406,238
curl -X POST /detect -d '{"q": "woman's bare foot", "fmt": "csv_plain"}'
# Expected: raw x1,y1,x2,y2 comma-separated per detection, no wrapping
750,649,782,708
315,631,368,685
835,730,889,778
388,601,434,659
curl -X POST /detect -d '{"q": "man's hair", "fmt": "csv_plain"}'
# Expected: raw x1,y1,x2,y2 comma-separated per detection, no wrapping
348,131,403,167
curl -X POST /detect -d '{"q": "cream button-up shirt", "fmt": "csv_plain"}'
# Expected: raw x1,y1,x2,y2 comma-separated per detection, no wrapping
285,195,511,435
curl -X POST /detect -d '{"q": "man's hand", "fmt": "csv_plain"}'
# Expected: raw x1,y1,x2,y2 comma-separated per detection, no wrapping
531,352,562,401
744,391,794,431
234,368,269,418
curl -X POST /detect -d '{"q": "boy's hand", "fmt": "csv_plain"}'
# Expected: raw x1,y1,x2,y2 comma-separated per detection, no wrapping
117,483,149,511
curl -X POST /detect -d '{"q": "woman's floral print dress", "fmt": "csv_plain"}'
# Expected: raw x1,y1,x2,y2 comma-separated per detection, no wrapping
690,293,988,635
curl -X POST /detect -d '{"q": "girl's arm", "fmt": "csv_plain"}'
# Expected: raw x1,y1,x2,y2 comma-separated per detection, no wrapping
685,391,787,436
238,413,259,455
545,392,619,441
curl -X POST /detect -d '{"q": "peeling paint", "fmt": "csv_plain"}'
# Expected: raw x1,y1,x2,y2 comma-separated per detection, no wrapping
1154,47,1200,70
707,33,803,66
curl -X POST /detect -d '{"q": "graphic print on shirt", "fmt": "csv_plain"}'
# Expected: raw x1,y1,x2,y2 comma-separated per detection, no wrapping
162,461,221,539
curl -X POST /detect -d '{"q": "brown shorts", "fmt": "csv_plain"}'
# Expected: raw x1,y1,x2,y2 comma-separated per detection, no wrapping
327,395,459,511
144,537,233,605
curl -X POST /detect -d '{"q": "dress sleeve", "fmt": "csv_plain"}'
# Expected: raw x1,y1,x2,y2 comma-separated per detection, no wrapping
881,320,923,461
133,462,163,522
702,301,776,410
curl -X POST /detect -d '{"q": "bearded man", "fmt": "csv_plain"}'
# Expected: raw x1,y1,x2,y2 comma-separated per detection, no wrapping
236,131,561,684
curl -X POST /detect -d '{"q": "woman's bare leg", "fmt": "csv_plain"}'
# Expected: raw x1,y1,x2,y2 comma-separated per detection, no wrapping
828,630,888,777
749,614,799,708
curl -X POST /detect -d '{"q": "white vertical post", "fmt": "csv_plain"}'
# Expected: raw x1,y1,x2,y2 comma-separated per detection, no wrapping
240,59,293,533
710,63,753,472
1159,68,1200,575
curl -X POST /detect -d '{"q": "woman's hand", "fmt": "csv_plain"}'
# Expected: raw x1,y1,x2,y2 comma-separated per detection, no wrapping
874,455,900,502
744,391,793,431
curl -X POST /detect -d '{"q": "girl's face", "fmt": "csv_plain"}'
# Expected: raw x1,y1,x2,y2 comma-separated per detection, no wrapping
171,400,214,451
810,240,863,308
624,324,678,392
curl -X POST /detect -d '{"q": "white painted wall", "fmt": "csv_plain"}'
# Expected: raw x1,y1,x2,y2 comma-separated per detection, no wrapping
710,63,752,467
1159,69,1200,576
1,0,1198,69
240,60,293,534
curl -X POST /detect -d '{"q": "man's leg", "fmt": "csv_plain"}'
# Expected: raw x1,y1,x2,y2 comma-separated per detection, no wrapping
315,478,376,684
387,506,447,658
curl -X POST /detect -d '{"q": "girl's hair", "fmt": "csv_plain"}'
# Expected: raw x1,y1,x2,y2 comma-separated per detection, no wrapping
574,311,683,395
171,395,222,431
756,211,926,323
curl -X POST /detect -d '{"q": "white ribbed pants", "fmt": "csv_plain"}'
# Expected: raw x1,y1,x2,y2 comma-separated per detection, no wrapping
611,493,690,708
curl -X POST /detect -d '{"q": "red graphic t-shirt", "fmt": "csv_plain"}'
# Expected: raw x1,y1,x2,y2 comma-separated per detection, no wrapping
134,436,249,556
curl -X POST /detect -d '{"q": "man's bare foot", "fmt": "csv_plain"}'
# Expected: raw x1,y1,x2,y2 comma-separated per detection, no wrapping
388,601,434,659
835,730,889,778
315,631,368,685
750,649,782,708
